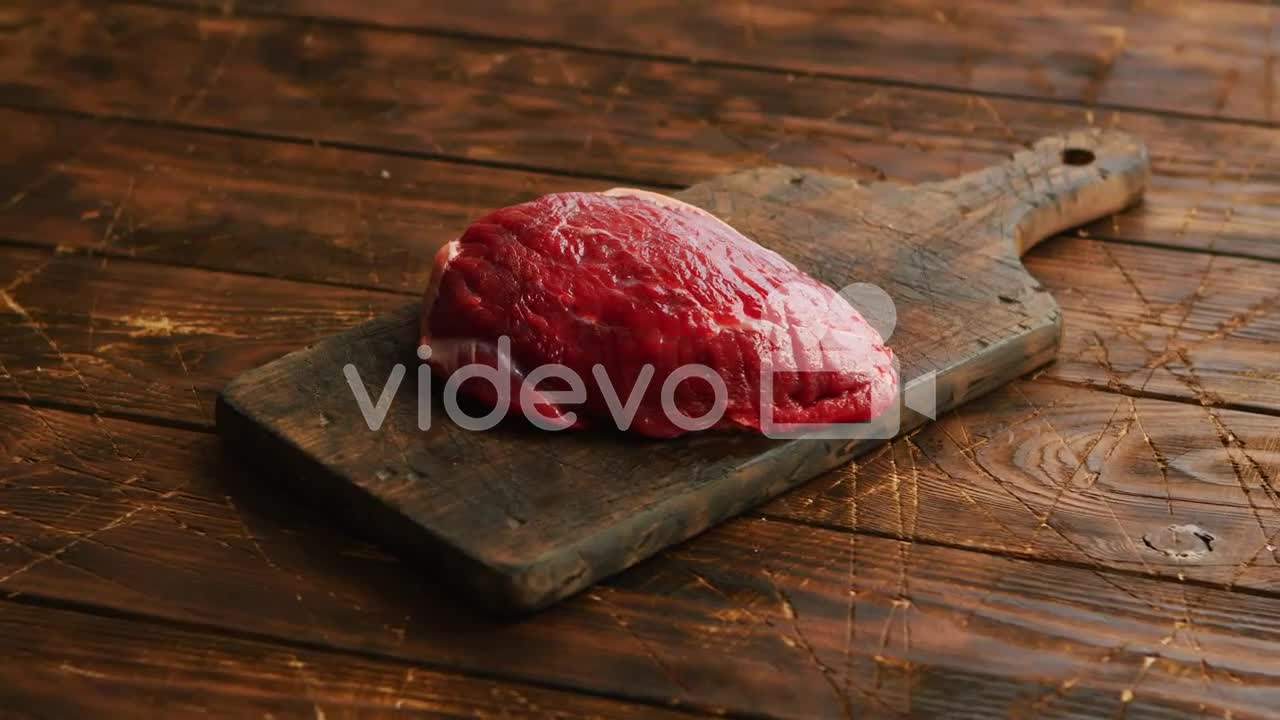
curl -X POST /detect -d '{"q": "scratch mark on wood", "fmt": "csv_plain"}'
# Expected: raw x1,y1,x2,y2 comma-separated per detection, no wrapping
934,422,1164,612
908,435,1036,553
100,177,137,250
588,589,693,696
762,567,855,719
1115,654,1156,719
282,653,328,720
0,280,126,459
975,97,1017,142
1145,292,1280,371
178,19,247,119
841,460,860,705
0,504,149,585
1127,398,1174,520
1100,244,1156,320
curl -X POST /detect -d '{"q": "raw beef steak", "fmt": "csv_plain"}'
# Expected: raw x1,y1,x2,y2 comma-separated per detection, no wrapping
420,188,897,438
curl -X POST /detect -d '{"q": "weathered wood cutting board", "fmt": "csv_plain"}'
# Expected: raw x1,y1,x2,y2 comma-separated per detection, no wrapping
217,129,1148,613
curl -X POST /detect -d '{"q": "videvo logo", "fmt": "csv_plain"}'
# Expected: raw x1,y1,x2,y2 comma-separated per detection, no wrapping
342,282,937,440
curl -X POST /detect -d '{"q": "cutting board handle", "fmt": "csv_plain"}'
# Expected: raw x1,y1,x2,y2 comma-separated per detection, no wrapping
930,129,1150,256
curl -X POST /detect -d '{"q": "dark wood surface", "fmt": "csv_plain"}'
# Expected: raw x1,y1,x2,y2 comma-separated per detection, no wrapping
0,0,1277,715
218,131,1148,611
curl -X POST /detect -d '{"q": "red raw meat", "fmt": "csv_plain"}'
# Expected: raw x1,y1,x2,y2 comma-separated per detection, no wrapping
420,189,897,438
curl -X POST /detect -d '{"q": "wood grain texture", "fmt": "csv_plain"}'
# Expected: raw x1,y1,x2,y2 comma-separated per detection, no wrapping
1030,239,1280,415
216,131,1148,611
0,602,686,720
2,237,1277,600
0,108,610,293
8,226,1274,428
2,402,1278,718
4,3,1280,261
768,379,1280,592
164,0,1280,124
3,105,1279,305
0,245,407,426
0,0,1276,715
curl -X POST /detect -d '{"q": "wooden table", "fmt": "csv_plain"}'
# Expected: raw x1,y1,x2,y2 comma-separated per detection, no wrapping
1,1,1278,717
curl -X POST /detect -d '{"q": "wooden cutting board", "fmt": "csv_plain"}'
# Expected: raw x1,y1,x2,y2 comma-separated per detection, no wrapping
216,129,1148,613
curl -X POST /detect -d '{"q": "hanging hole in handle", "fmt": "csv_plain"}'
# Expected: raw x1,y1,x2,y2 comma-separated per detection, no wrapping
1061,147,1095,166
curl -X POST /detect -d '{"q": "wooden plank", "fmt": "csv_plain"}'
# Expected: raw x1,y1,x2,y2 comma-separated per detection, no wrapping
0,245,407,425
161,0,1280,124
0,243,1276,594
1,402,1277,718
1031,238,1280,414
0,108,609,294
3,4,1280,260
0,602,687,720
766,379,1280,592
3,109,1280,316
3,219,1277,429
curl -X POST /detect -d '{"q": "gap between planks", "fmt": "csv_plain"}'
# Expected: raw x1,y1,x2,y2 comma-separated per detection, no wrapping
1035,375,1280,420
126,0,1280,131
1067,233,1280,267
